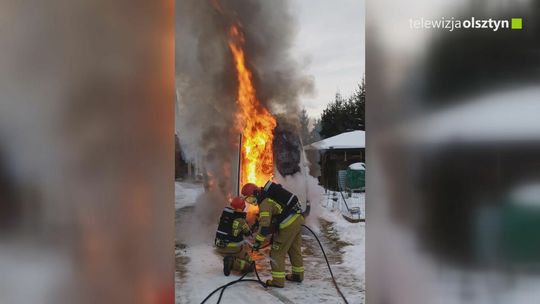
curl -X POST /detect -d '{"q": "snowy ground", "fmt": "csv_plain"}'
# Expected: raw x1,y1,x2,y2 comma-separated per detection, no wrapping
175,181,365,304
175,181,205,210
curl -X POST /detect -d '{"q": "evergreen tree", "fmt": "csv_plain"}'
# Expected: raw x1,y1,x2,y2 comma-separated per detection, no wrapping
319,77,365,139
309,118,322,144
298,108,311,144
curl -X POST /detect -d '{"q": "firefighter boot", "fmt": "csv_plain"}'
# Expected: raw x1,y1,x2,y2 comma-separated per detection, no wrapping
285,273,303,283
223,256,234,276
265,279,284,288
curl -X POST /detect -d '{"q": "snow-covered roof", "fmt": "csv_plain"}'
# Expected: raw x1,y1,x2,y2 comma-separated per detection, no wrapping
305,130,365,150
349,162,366,170
403,86,540,145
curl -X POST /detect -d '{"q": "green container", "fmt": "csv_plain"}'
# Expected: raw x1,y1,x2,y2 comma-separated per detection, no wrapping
500,204,540,264
346,168,365,189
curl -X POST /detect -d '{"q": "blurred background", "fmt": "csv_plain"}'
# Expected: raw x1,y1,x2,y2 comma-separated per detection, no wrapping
3,0,540,303
367,0,540,303
0,1,174,303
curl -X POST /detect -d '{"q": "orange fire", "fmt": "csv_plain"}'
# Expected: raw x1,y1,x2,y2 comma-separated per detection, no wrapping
227,24,275,228
227,24,276,188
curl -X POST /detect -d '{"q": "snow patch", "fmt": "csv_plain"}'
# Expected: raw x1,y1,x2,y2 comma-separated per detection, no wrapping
349,162,366,170
319,191,366,282
175,181,204,209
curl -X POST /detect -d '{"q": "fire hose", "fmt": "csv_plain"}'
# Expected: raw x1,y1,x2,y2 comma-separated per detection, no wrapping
200,224,350,304
301,224,349,304
200,260,266,304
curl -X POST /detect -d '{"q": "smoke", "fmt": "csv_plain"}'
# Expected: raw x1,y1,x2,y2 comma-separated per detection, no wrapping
176,0,314,199
274,149,325,230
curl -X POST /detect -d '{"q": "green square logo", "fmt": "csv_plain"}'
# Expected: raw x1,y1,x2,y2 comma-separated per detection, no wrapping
512,18,523,30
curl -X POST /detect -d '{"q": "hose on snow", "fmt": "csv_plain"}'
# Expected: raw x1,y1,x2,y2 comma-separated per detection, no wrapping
200,261,267,304
301,224,349,304
200,224,350,304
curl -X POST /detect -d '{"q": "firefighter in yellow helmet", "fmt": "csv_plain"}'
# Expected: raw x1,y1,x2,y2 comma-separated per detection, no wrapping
214,196,254,276
242,181,305,288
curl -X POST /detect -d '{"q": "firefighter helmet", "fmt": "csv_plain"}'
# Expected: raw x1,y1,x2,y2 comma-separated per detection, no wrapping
241,183,259,197
230,196,245,210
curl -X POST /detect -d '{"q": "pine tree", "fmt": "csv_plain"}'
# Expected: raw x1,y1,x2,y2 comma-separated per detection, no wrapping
350,78,365,130
309,118,322,143
298,108,311,145
319,77,365,139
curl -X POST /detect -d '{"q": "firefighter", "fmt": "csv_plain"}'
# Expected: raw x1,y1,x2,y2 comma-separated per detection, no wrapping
214,196,254,276
242,181,305,288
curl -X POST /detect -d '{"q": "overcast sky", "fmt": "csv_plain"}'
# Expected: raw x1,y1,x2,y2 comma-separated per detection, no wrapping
291,0,365,118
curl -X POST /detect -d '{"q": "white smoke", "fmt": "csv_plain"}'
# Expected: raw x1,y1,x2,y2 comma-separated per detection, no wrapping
274,148,325,230
181,191,226,246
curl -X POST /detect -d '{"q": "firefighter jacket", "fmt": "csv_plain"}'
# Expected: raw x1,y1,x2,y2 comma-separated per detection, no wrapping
254,197,302,243
215,207,252,248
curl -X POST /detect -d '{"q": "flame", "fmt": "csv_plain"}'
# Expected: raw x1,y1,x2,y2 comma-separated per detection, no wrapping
210,3,274,266
227,24,276,188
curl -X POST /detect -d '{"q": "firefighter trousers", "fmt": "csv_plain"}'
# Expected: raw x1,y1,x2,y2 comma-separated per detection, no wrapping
269,215,305,287
217,244,252,273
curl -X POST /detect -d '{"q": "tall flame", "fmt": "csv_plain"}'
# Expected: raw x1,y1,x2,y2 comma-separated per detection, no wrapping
227,24,276,188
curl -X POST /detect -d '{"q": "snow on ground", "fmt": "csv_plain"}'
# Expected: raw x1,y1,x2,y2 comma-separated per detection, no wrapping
175,182,365,304
175,181,204,209
319,191,366,282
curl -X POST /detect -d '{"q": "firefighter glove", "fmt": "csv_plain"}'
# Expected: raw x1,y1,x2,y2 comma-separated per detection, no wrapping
252,240,262,251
